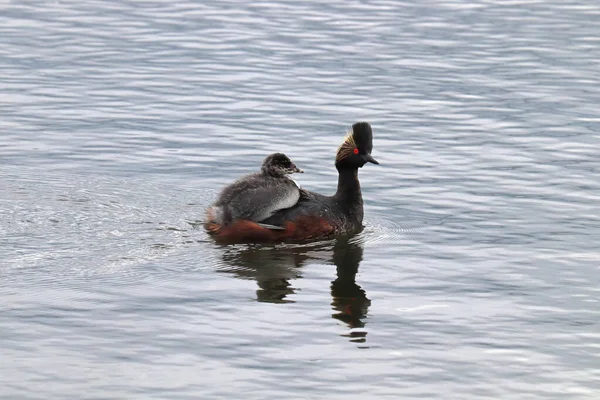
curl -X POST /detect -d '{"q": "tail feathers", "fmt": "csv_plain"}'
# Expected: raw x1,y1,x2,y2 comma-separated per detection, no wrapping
205,206,226,225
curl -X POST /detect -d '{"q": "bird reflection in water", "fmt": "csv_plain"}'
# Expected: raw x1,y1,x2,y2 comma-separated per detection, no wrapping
216,234,371,341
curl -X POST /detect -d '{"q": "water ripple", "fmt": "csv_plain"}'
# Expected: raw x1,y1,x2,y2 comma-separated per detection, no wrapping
2,0,600,398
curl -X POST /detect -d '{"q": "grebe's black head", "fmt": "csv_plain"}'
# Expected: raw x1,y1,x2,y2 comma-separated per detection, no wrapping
335,122,379,169
261,153,304,177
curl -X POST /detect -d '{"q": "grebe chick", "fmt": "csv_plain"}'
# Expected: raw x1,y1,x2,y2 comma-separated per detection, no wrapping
207,153,303,226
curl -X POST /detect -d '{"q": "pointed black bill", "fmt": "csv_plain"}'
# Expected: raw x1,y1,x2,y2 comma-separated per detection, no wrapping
364,154,379,164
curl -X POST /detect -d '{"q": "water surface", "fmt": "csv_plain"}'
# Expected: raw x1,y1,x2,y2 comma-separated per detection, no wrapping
1,0,600,398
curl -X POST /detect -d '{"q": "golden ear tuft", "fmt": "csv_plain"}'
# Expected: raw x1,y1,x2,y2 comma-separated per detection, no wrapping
343,129,356,148
335,127,357,162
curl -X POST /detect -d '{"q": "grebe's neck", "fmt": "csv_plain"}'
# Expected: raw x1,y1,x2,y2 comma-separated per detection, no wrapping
333,167,363,213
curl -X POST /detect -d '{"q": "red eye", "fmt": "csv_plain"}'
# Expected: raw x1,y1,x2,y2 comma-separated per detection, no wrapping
353,148,359,155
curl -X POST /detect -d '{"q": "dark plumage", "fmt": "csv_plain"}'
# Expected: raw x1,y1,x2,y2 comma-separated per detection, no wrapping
261,122,378,232
204,122,379,243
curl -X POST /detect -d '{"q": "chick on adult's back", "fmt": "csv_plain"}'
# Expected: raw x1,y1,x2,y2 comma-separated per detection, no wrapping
205,122,379,243
206,153,303,226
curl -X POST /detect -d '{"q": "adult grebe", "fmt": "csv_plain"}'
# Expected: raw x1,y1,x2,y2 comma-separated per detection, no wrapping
205,122,378,243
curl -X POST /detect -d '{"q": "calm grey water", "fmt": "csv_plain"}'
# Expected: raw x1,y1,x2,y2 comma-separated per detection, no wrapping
1,0,599,398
